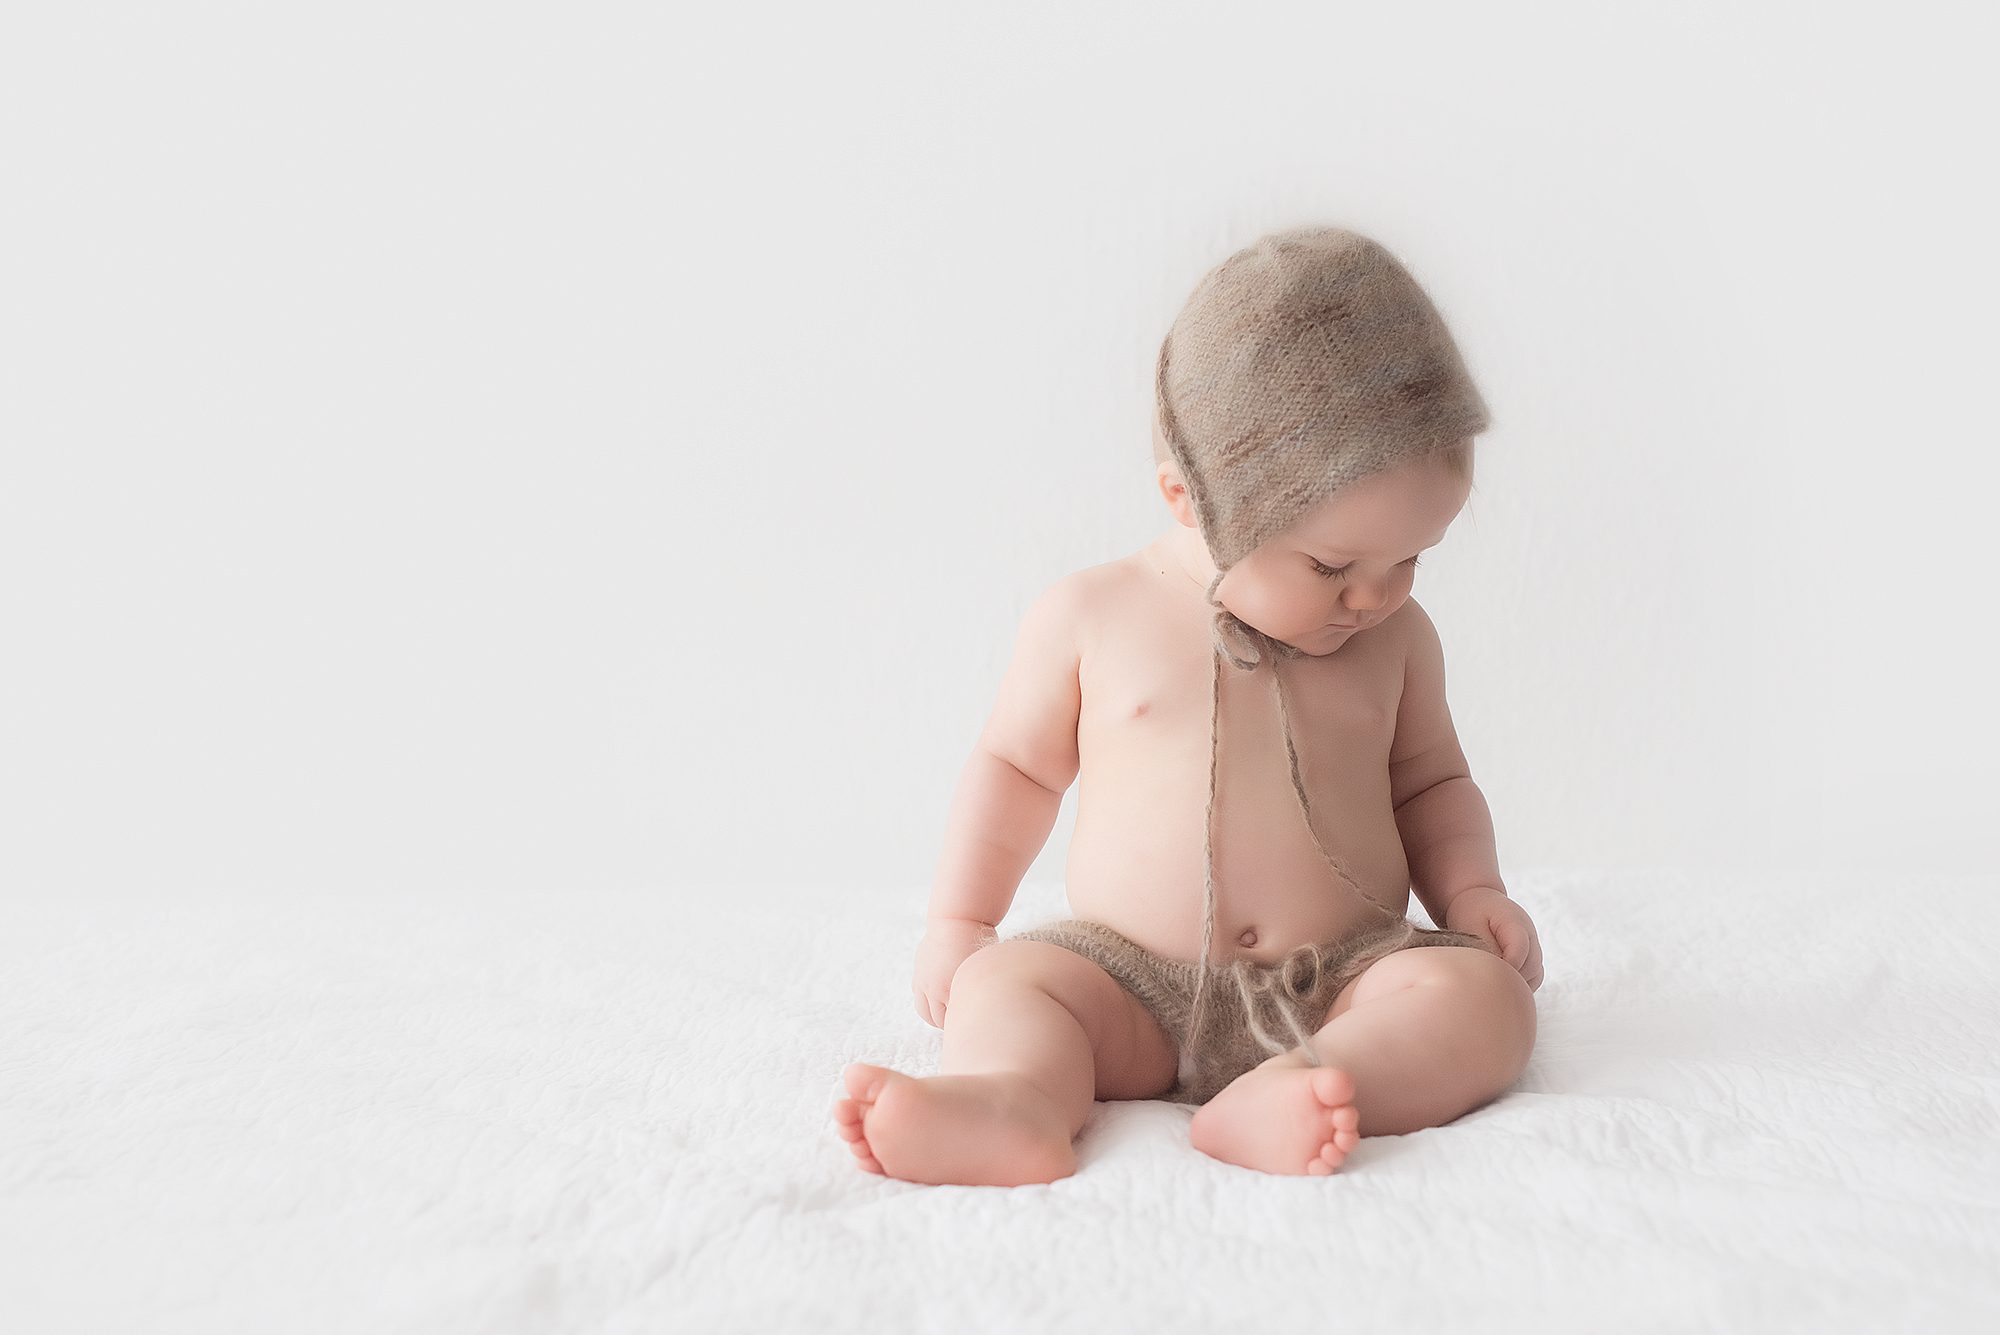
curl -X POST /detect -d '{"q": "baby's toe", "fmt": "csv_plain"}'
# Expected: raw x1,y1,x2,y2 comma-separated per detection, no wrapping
1307,1065,1356,1109
842,1062,892,1103
833,1066,899,1175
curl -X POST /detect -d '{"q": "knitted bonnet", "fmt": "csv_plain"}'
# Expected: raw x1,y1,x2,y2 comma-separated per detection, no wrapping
1155,225,1491,1090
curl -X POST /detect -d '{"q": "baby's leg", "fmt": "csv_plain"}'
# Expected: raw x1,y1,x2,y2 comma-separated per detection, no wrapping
1189,944,1535,1175
831,940,1179,1187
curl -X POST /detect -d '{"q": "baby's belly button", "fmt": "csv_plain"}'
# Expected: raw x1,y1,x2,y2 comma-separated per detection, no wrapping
1237,927,1258,947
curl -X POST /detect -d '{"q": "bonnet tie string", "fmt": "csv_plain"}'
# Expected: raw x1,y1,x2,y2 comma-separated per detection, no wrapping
1176,571,1421,1092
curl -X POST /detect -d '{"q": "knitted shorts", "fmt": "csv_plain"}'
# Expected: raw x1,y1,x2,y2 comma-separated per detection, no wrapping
1003,915,1496,1106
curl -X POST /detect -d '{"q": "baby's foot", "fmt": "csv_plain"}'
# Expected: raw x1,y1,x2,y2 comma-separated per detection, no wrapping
1187,1061,1362,1176
830,1061,1078,1186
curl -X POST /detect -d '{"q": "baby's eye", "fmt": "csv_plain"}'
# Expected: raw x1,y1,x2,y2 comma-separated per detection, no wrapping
1311,555,1422,579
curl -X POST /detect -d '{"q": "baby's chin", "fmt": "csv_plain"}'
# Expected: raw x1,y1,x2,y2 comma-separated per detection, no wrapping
1224,609,1365,658
1281,623,1366,656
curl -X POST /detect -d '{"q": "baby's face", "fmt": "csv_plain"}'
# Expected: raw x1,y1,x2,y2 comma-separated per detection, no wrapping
1211,449,1472,655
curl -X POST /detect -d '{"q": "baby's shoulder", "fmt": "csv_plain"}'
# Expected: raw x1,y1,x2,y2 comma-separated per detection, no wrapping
1031,557,1140,617
1006,561,1124,653
1010,559,1151,667
1369,596,1442,677
1381,594,1437,645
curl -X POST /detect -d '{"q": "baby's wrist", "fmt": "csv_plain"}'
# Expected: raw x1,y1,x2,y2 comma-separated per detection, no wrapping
1442,884,1507,913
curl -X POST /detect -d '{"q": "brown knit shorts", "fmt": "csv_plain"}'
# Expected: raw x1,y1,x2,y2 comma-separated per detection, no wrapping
1003,915,1497,1106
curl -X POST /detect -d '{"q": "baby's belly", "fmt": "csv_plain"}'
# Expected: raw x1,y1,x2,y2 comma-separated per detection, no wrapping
1062,750,1414,968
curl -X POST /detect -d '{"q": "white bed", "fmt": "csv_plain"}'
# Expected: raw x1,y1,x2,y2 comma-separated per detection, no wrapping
4,869,1997,1333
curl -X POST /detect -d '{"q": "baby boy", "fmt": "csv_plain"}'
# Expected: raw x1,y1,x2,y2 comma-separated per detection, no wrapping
832,226,1544,1185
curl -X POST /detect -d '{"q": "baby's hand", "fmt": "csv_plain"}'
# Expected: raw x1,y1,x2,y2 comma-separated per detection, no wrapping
912,916,999,1028
1443,887,1544,992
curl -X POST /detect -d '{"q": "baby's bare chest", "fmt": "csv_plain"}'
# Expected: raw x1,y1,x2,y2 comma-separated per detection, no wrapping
1060,563,1416,959
1075,590,1405,784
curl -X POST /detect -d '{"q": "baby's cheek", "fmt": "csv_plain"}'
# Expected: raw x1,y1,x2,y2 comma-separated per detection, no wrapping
1218,579,1284,632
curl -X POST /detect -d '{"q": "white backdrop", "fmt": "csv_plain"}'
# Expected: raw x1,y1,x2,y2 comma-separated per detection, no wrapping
4,1,1995,904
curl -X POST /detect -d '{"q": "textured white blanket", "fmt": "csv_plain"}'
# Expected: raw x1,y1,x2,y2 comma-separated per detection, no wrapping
4,870,1997,1333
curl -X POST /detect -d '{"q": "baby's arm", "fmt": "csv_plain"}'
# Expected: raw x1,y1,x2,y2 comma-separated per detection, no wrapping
926,575,1087,932
1386,599,1508,924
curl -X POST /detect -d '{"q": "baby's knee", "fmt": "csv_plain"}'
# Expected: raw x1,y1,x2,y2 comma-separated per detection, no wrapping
950,938,1065,996
1449,949,1536,1066
1402,947,1536,1060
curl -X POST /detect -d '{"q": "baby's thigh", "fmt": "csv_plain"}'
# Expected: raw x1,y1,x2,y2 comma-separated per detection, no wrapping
953,940,1179,1102
1324,941,1529,1030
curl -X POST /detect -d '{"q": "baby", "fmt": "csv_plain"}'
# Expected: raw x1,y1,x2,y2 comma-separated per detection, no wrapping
832,226,1545,1185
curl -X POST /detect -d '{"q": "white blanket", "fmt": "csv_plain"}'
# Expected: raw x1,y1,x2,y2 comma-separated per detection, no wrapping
4,871,1997,1333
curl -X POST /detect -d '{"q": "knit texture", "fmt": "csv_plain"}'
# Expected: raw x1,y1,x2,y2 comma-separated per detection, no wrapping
1154,224,1492,1092
1008,916,1494,1105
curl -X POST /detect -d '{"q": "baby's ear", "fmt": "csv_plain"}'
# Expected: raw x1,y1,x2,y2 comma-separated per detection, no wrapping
1154,460,1197,528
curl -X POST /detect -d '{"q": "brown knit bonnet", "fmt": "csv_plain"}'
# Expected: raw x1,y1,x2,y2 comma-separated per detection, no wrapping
1155,225,1491,1089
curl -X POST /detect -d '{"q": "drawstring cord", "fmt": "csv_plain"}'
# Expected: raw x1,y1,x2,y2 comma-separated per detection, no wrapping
1176,571,1419,1091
